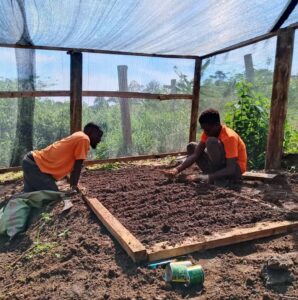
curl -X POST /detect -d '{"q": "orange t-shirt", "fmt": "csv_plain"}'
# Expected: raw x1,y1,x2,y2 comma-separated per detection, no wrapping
200,125,247,173
32,131,90,180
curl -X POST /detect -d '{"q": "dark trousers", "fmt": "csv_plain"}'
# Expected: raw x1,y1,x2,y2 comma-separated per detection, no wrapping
187,137,241,180
22,152,58,193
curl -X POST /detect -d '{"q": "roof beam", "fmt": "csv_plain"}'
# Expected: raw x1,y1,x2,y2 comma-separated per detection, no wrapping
270,0,298,32
201,21,298,59
0,43,198,60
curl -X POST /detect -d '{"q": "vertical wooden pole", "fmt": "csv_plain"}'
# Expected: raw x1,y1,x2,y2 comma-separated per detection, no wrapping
70,51,82,133
189,58,202,142
244,54,254,83
265,28,295,170
117,65,132,154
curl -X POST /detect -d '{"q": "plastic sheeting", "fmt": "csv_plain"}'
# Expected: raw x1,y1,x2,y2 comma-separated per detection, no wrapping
0,0,296,56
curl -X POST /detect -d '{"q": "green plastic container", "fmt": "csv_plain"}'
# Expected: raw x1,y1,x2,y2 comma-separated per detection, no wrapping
164,261,192,283
186,265,205,286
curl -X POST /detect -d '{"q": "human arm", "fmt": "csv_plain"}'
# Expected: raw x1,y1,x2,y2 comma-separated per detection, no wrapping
162,142,206,176
69,159,84,189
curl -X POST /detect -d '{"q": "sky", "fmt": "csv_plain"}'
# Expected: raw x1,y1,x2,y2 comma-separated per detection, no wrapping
0,31,298,105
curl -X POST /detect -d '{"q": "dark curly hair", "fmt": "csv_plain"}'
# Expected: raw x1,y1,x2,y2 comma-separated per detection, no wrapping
198,108,220,125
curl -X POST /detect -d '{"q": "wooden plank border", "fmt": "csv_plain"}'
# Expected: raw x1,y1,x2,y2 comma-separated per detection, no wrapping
147,221,298,262
78,184,147,263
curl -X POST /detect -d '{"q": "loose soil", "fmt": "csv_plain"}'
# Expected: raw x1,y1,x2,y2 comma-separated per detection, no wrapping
80,166,292,246
0,165,297,299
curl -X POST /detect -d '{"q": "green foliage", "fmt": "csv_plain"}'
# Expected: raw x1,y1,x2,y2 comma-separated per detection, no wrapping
284,122,298,153
26,242,57,260
0,171,23,184
224,81,270,169
87,162,122,171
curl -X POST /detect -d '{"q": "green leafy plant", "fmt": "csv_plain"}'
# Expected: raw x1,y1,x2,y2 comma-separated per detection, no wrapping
224,81,270,169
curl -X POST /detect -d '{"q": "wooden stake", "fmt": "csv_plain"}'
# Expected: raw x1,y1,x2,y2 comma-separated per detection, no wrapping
189,58,202,142
70,52,82,133
266,28,295,170
117,65,133,154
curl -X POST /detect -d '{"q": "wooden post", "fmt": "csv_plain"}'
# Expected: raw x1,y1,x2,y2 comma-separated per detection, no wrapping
189,58,202,142
117,65,132,154
265,28,295,170
70,52,82,133
244,54,254,83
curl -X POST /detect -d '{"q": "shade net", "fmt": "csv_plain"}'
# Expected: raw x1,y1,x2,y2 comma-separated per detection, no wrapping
83,97,191,160
199,37,277,169
84,53,195,93
0,46,70,168
285,30,298,154
0,0,296,56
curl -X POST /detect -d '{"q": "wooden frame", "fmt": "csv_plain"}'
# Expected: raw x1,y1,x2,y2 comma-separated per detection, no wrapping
0,91,192,100
77,181,298,263
0,151,186,174
70,52,83,133
265,28,295,170
189,58,202,142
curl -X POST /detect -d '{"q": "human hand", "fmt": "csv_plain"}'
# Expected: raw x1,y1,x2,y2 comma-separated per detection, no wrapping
186,174,209,183
160,168,179,178
65,186,78,195
197,174,209,183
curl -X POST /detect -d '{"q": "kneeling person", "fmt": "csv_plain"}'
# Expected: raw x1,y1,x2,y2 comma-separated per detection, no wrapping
164,109,247,184
22,122,103,192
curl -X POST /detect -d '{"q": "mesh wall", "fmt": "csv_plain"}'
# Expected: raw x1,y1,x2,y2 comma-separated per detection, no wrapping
0,48,69,91
200,37,276,116
82,97,191,160
0,98,17,167
83,53,195,94
285,30,298,153
0,47,70,167
199,37,277,169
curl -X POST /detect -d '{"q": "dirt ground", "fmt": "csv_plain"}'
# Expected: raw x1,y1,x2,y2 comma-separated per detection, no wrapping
0,164,297,299
80,166,293,246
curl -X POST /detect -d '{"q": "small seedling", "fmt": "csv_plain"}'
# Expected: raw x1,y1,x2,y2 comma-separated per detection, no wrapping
58,229,71,238
26,242,57,260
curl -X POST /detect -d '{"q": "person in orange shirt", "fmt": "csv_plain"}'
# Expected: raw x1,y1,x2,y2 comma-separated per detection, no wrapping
163,109,247,185
22,122,103,192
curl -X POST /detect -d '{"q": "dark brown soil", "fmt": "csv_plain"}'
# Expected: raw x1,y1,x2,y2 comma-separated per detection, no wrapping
0,167,297,299
80,166,289,246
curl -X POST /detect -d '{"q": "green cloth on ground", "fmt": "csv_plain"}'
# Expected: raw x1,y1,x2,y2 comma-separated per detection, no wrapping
0,190,63,238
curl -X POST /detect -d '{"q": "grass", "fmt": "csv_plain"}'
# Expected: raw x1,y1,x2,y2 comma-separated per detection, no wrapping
0,171,23,184
87,162,123,171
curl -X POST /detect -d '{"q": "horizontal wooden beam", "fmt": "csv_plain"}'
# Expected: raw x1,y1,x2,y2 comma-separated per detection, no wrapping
0,152,186,174
0,91,192,100
84,151,186,166
78,186,147,263
0,43,198,60
147,221,298,262
201,22,298,59
0,91,70,98
0,166,22,174
82,91,193,100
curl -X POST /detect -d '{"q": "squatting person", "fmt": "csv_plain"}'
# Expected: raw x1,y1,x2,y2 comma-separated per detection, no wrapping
163,108,247,185
22,122,103,192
